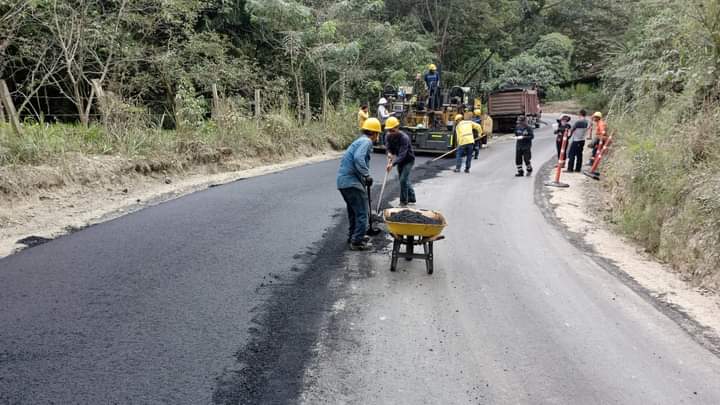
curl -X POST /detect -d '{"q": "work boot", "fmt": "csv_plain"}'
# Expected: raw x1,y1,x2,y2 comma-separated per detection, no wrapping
349,241,369,251
347,235,370,244
453,168,460,173
526,168,533,177
464,168,470,173
515,171,524,177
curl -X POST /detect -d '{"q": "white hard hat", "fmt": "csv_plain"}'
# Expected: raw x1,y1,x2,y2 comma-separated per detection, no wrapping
378,97,388,105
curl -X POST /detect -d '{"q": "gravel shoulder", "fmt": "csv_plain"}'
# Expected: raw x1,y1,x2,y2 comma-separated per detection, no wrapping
540,161,720,355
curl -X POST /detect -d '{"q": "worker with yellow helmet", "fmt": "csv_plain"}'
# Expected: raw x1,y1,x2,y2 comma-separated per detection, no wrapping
384,116,416,206
589,111,607,166
424,63,440,110
337,118,382,250
452,114,483,173
472,109,484,160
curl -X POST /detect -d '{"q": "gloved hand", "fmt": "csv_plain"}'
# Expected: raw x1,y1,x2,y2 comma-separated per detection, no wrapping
364,176,374,187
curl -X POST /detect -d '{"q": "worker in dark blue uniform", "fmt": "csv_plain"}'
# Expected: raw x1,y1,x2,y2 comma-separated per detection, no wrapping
424,64,440,111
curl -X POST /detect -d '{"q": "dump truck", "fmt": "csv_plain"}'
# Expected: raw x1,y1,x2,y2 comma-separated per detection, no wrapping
487,87,541,132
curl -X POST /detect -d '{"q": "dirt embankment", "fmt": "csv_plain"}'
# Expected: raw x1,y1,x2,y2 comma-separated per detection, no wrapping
544,169,720,348
0,150,341,258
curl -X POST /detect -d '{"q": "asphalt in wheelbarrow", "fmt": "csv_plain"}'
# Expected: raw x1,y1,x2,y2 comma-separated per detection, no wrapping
387,210,442,225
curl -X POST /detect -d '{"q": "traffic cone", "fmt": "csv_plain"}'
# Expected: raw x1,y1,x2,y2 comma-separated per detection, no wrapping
583,134,613,180
545,128,570,188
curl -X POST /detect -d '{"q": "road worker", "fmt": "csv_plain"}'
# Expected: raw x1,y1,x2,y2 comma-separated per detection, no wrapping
555,115,572,167
377,98,391,125
588,111,607,166
452,114,482,173
337,118,381,251
568,109,589,172
357,104,369,129
482,112,493,148
514,115,535,177
384,117,416,206
472,109,483,159
424,64,440,110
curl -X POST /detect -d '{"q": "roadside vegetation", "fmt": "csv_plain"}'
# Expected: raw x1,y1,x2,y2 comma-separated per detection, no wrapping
599,0,720,291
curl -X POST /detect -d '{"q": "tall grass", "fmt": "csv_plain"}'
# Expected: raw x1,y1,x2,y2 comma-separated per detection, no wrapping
0,105,356,167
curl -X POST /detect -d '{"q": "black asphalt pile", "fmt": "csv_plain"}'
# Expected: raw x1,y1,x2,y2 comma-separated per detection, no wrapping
388,210,442,225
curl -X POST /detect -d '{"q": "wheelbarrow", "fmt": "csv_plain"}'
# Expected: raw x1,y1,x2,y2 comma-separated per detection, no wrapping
383,208,447,275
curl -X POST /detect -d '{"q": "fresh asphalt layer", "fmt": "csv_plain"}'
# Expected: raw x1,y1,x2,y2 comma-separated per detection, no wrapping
2,122,720,404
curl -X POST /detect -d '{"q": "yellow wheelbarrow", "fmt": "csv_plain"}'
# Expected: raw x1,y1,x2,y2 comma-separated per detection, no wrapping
383,208,447,275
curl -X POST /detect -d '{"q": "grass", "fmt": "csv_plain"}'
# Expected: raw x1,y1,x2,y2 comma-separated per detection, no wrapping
0,106,356,167
605,102,720,290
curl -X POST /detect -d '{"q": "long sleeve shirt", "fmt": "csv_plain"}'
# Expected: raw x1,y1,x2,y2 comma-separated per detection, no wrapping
357,109,368,129
515,124,534,149
424,71,440,90
377,105,390,124
336,135,372,190
385,131,415,167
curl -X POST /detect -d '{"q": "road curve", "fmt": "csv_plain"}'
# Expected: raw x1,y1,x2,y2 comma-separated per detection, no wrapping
1,121,719,404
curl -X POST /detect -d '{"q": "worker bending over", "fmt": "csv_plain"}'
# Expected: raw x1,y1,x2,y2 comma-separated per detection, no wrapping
336,118,381,251
514,115,535,177
453,114,483,173
384,117,416,207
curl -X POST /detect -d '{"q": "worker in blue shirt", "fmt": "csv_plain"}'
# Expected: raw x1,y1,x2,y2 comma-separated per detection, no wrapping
337,118,382,250
424,64,440,110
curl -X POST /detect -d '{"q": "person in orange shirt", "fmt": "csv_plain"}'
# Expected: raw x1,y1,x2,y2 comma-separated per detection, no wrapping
589,112,607,166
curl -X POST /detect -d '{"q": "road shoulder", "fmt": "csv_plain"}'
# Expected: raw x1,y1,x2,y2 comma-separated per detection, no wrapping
536,159,720,356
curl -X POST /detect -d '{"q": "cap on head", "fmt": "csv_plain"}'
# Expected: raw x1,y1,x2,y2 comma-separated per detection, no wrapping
561,115,571,121
593,111,603,119
454,114,464,122
385,116,400,130
362,118,382,134
378,97,388,105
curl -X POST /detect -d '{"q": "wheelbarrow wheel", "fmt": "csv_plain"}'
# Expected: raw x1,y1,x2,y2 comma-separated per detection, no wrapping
425,242,434,275
405,236,414,261
390,239,400,272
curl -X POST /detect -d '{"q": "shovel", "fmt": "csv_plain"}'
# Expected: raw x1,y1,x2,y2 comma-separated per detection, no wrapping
366,182,383,236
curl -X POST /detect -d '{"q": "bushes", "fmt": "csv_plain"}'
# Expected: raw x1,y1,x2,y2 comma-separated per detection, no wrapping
601,0,720,290
0,103,356,168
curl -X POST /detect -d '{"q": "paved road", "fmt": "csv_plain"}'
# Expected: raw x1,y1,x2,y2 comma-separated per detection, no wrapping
2,122,720,404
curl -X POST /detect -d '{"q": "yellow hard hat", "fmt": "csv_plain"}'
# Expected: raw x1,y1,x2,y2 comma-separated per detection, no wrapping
474,109,482,116
385,116,400,130
428,64,437,71
454,114,463,122
362,117,382,133
593,111,603,119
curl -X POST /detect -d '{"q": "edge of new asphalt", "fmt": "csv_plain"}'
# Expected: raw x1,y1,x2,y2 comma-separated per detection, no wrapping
534,157,720,358
211,157,453,404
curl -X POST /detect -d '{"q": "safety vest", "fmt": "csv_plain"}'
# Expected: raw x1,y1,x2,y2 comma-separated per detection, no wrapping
454,120,482,146
358,109,368,129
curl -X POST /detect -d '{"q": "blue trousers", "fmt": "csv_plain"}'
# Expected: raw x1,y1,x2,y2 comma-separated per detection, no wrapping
456,144,473,171
339,187,368,243
397,162,416,204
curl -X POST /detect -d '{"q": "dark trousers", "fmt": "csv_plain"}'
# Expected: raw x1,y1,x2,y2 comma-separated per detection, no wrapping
398,162,416,204
339,187,368,243
474,139,481,159
555,139,567,164
515,146,532,172
567,140,585,172
456,144,473,171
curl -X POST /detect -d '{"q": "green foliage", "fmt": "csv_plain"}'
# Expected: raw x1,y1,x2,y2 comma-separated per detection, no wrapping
602,0,720,289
